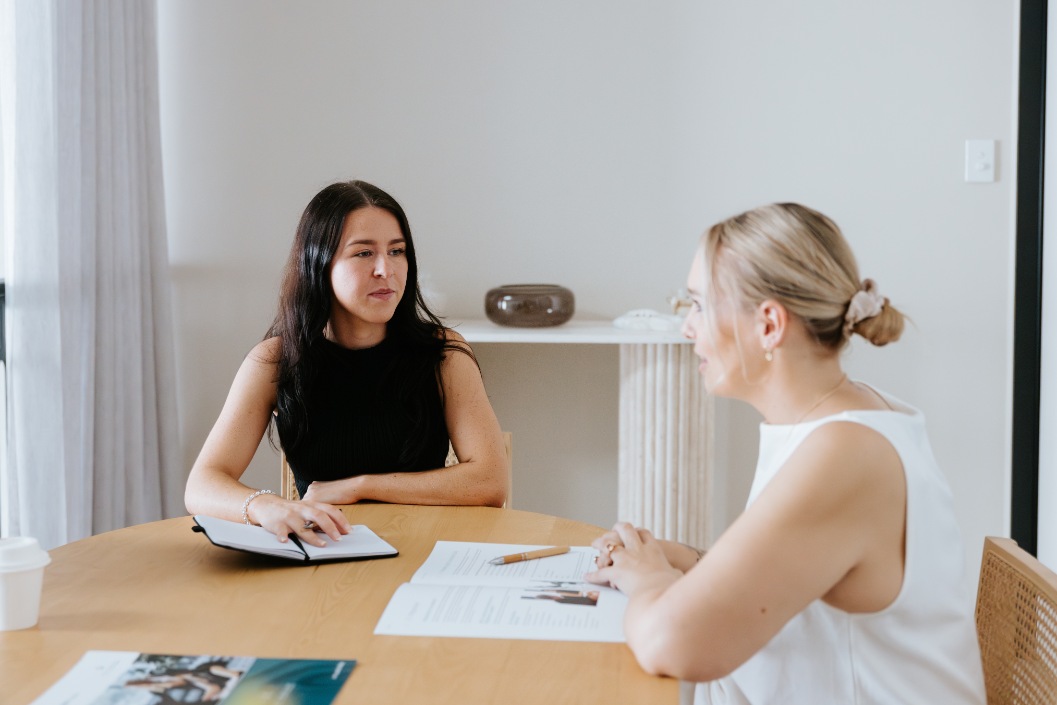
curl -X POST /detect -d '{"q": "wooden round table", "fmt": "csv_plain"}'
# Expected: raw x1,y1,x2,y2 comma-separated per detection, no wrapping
1,504,679,704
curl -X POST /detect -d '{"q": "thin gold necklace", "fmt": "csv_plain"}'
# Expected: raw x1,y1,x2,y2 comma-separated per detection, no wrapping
773,373,850,460
787,373,848,427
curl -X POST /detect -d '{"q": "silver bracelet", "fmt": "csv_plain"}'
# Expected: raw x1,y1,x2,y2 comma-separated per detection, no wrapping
241,489,275,525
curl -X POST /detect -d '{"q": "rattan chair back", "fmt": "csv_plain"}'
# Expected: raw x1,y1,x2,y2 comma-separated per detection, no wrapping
975,536,1057,705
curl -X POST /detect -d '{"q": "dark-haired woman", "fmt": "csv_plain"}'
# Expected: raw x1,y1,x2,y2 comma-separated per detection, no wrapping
185,181,508,548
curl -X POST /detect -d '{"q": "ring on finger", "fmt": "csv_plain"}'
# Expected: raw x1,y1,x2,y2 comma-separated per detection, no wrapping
303,520,317,530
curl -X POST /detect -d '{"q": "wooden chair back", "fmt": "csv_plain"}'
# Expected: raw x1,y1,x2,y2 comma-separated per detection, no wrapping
975,536,1057,705
279,451,299,501
281,432,513,506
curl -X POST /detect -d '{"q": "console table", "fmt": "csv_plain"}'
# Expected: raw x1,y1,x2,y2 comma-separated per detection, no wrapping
455,320,713,548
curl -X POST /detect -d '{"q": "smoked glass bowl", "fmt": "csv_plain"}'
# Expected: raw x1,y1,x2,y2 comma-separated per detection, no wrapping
484,284,575,327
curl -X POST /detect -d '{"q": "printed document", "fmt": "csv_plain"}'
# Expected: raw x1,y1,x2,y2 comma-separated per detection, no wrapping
374,541,626,642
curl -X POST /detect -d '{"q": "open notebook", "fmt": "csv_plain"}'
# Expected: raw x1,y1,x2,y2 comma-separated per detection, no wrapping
192,515,397,563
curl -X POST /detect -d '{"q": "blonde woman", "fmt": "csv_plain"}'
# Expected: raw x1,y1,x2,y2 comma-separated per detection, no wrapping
586,203,985,704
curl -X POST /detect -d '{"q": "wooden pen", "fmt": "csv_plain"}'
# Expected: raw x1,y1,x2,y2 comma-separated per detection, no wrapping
488,546,570,565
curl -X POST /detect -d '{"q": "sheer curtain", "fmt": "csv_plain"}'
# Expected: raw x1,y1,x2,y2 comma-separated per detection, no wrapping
0,0,181,549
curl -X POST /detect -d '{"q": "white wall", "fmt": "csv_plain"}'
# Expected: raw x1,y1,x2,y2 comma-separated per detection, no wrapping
157,1,1018,577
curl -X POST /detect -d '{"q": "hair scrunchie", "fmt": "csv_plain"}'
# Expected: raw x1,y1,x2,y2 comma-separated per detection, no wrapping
844,279,885,337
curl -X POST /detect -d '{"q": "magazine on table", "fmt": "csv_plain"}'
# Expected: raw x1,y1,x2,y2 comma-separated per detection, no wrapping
374,541,626,642
192,514,397,562
29,650,354,705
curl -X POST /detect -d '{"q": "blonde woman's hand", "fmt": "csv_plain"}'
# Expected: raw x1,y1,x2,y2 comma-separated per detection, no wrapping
248,495,351,548
590,527,632,569
585,522,682,597
591,525,704,574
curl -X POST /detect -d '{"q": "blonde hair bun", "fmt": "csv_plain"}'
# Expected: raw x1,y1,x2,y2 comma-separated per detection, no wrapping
851,298,905,346
704,203,905,350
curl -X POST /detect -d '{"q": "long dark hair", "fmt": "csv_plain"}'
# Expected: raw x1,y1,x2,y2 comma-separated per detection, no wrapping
267,180,470,453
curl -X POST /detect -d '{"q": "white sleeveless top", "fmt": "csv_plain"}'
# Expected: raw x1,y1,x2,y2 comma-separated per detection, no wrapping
696,389,986,705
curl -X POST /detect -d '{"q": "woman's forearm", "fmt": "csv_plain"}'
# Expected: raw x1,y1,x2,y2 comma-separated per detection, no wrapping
185,466,260,522
305,461,507,507
358,462,507,506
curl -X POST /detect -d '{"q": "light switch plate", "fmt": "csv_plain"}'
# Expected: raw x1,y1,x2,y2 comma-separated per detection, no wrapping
965,139,996,183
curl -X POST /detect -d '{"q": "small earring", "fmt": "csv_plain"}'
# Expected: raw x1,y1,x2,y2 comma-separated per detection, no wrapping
764,348,773,362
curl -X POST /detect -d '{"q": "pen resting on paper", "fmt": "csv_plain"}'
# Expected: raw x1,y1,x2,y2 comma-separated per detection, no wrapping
488,546,571,565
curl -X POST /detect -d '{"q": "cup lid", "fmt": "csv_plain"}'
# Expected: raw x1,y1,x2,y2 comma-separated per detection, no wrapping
0,536,51,572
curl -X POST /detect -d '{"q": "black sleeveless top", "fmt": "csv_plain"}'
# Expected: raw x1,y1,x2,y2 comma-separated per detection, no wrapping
281,335,450,497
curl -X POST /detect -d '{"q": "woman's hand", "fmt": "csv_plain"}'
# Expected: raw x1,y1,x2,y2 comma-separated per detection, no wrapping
301,476,364,505
590,526,630,570
248,494,352,548
585,522,682,598
592,525,704,574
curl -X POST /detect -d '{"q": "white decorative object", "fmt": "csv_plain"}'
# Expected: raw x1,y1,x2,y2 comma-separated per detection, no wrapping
613,309,685,332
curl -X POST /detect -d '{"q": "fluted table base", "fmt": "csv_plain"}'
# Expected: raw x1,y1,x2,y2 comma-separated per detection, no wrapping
619,343,713,548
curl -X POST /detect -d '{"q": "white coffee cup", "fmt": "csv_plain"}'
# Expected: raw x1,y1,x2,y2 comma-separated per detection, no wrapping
0,536,51,630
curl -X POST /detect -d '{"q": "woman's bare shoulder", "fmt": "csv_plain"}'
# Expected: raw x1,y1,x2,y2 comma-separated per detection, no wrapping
438,327,475,359
440,327,467,344
787,421,903,501
807,419,896,455
238,338,282,385
247,336,282,364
